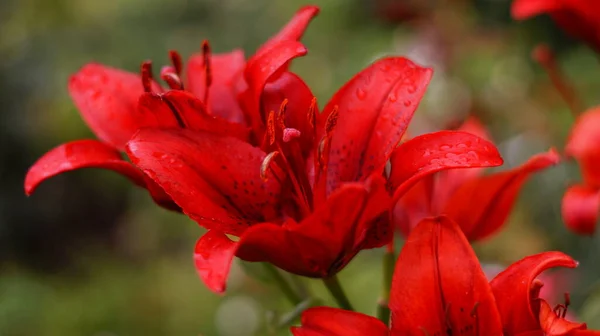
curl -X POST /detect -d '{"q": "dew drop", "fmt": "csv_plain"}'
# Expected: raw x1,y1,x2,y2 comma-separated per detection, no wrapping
356,88,367,100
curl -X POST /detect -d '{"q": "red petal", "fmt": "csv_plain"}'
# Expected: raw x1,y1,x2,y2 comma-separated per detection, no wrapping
236,183,373,277
444,149,560,241
68,63,160,150
389,216,503,335
566,107,600,188
323,57,432,194
186,49,247,124
25,139,179,210
252,6,319,63
538,299,586,335
243,40,308,137
137,90,250,141
194,230,238,293
562,184,600,235
389,130,503,202
434,117,491,198
511,0,562,19
291,307,388,336
25,139,145,195
489,251,578,335
126,129,281,235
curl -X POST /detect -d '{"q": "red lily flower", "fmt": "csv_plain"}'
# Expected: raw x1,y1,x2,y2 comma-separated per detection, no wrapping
24,6,319,209
126,54,504,292
392,117,560,241
292,216,599,336
561,107,600,235
511,0,600,52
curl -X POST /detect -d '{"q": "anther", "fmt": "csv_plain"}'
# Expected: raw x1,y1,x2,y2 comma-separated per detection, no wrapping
141,61,154,93
325,106,339,134
202,40,212,103
277,99,289,130
307,97,317,129
267,111,276,146
168,50,183,76
261,151,280,181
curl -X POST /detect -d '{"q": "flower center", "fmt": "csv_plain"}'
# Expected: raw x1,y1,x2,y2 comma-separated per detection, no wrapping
260,99,335,220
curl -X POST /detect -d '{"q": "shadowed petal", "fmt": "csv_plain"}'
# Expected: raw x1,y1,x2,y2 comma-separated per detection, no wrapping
390,216,503,336
444,149,560,241
68,63,161,150
490,252,578,335
389,130,503,202
291,307,388,336
562,185,600,235
126,129,280,235
137,90,250,141
323,57,433,194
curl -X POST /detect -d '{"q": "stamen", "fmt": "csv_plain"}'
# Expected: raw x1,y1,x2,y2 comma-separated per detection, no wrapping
201,40,212,104
141,61,155,93
260,151,280,181
307,97,317,129
267,110,276,146
532,44,582,117
325,105,339,134
277,99,289,130
169,50,183,76
160,66,184,90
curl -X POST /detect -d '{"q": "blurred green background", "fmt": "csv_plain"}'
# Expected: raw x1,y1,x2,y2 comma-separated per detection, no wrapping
2,0,600,335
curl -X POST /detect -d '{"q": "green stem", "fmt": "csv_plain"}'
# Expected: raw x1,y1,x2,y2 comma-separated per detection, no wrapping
323,275,354,311
377,247,395,325
264,263,302,306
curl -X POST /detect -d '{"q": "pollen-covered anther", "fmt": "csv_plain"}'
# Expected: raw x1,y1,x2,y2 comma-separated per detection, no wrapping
325,105,339,135
267,110,276,146
261,151,280,181
140,61,155,93
307,97,317,129
277,99,289,130
160,65,184,90
283,128,301,143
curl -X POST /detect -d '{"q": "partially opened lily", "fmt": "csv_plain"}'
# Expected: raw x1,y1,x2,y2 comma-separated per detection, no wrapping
292,216,600,336
561,107,600,235
24,6,320,210
511,0,600,52
126,54,504,293
392,117,560,241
